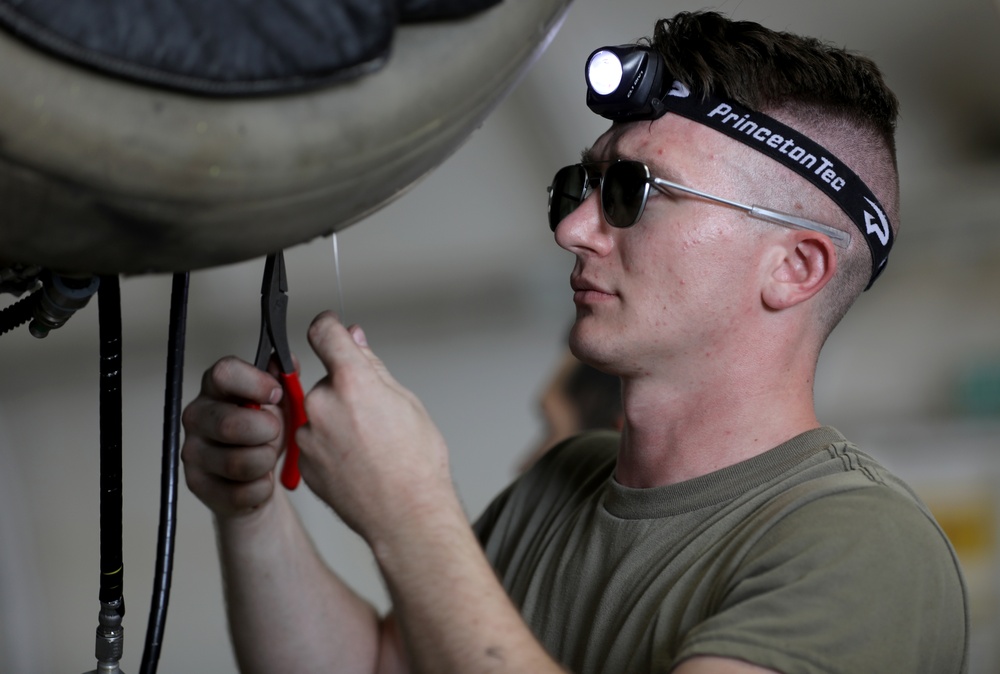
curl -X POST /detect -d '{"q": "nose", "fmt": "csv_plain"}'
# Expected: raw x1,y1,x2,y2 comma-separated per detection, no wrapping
554,192,615,257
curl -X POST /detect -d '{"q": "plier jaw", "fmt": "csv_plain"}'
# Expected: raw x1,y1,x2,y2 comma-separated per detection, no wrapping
251,251,308,490
254,252,294,374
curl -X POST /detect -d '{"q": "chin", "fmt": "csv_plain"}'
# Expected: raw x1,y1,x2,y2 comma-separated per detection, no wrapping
569,324,616,372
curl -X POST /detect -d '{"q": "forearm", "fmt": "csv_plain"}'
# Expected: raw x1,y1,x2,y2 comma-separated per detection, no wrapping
373,497,565,674
293,315,562,673
215,488,386,674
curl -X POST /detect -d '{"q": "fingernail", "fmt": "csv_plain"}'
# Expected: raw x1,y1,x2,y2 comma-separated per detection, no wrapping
352,326,368,347
269,387,283,404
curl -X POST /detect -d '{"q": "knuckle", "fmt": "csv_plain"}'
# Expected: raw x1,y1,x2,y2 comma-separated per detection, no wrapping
204,357,230,388
335,364,368,393
303,384,335,420
221,451,254,481
303,393,321,421
215,405,276,445
212,408,245,441
230,479,272,511
204,356,250,395
180,401,201,432
181,460,211,497
179,437,198,467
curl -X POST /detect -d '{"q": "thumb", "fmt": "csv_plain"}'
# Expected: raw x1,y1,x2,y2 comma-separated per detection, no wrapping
307,310,367,377
348,324,401,389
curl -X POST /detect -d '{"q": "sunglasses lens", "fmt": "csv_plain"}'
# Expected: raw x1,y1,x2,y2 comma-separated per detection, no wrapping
602,161,648,228
548,165,589,231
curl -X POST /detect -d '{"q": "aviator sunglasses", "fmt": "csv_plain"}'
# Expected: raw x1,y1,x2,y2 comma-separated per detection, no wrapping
547,160,851,248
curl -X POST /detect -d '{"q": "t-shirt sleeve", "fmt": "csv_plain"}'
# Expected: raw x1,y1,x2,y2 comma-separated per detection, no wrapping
674,485,969,674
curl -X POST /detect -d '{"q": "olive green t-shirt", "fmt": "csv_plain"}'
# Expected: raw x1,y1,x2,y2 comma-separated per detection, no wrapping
474,427,968,673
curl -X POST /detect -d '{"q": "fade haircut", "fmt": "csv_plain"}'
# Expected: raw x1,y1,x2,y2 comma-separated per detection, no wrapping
650,11,901,335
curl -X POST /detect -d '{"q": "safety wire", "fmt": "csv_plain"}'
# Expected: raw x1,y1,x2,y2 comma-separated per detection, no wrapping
139,272,190,674
332,231,346,321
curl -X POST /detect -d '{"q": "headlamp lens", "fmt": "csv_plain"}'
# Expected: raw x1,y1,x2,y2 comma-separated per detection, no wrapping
586,50,623,96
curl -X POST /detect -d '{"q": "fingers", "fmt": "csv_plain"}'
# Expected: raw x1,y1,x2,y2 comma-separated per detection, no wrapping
348,324,398,385
307,311,358,376
308,311,398,389
182,450,276,515
182,356,286,517
201,355,283,407
181,414,282,513
182,396,281,448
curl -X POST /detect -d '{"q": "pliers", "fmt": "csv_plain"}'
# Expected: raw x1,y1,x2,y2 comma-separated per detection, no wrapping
249,251,308,489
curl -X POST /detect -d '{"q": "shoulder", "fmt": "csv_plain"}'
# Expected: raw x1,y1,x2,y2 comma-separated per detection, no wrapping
716,462,969,672
753,476,965,583
750,441,966,599
678,442,969,673
767,440,959,561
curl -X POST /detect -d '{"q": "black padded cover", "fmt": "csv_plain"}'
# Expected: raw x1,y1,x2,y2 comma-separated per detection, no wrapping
399,0,501,22
0,0,500,95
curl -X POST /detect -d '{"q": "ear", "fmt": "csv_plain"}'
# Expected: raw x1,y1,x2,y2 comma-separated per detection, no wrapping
761,232,838,310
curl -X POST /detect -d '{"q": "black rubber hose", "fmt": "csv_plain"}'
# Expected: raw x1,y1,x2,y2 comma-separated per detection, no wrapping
98,275,124,607
139,272,190,674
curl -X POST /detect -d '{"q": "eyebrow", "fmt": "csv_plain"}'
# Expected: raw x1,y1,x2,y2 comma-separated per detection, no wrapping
579,147,689,186
579,147,605,165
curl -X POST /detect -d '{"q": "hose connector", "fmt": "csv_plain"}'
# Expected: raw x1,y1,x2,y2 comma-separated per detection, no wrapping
83,598,126,674
29,273,100,338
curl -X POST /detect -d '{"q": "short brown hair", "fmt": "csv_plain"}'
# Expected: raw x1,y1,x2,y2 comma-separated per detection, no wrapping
650,11,900,333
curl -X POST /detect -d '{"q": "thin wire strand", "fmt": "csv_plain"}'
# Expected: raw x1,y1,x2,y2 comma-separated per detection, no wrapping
332,231,346,322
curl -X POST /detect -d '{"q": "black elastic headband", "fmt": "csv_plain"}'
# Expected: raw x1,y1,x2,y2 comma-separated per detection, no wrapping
658,82,892,288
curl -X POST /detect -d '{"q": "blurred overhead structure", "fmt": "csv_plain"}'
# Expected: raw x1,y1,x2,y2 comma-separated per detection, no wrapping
0,0,572,276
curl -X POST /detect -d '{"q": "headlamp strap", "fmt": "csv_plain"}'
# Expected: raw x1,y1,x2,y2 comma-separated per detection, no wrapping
658,83,892,288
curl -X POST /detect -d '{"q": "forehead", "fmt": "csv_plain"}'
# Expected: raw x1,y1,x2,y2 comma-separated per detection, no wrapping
585,114,739,185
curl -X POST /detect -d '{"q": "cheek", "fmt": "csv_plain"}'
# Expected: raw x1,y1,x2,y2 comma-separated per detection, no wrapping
620,219,702,289
638,221,750,319
675,217,750,283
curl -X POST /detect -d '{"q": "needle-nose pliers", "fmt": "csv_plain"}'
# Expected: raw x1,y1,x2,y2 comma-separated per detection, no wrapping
249,251,308,489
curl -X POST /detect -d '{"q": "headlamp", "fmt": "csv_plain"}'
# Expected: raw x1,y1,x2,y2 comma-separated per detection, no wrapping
585,45,669,121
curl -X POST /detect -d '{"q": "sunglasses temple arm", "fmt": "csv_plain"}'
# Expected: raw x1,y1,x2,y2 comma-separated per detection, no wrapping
749,206,851,249
639,178,851,248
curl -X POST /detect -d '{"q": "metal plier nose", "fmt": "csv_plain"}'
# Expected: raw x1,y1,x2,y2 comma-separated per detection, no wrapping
250,251,308,489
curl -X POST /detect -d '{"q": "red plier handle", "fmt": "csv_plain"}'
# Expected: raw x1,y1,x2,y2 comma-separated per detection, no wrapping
249,251,308,489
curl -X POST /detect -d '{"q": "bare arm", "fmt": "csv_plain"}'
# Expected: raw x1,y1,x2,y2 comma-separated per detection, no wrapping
297,312,566,674
181,357,406,673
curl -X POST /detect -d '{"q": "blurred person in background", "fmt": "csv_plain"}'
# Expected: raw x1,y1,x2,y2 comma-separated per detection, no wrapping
517,347,622,474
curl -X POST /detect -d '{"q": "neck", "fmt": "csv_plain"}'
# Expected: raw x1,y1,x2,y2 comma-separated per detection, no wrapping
613,351,820,489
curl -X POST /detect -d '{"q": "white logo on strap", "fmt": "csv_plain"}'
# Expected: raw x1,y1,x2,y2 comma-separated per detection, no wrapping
668,81,690,98
863,197,890,247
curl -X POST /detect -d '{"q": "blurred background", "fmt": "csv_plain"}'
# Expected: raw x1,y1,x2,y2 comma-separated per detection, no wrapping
1,0,998,672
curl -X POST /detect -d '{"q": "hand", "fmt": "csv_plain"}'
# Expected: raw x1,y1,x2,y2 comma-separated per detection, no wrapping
181,356,286,519
297,311,459,546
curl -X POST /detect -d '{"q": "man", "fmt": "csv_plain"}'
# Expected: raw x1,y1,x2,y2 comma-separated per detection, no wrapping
181,11,968,673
